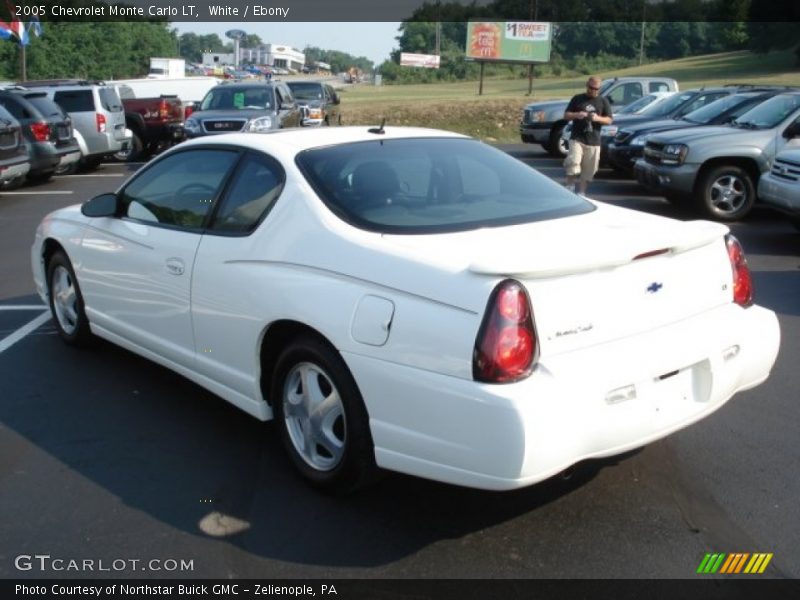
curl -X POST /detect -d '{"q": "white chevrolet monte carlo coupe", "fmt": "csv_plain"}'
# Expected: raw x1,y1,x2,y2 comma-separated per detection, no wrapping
32,127,780,493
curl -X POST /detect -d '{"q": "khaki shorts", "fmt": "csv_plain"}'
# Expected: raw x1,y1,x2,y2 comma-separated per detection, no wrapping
564,140,601,182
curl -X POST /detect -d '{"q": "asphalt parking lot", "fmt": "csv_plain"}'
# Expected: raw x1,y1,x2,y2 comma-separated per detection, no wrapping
1,150,798,580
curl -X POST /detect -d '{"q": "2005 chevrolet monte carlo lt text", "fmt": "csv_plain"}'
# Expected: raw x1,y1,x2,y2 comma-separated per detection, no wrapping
31,126,780,493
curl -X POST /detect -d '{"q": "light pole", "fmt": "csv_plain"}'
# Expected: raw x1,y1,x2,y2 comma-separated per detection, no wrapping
639,1,646,66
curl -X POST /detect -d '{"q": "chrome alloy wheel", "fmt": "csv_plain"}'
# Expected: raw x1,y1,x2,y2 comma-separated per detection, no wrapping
710,173,748,215
51,265,79,335
282,362,347,472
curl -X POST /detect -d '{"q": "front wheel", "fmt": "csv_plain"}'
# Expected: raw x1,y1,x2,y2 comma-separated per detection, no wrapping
113,130,143,162
548,123,569,158
695,165,755,221
271,336,378,494
47,251,92,345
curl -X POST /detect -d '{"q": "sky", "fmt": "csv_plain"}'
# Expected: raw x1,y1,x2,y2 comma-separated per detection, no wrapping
172,22,403,66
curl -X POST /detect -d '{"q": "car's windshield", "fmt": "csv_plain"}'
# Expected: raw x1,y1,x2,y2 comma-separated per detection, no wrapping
296,137,594,234
287,83,324,101
734,94,800,129
617,94,659,115
640,92,697,117
200,87,273,111
682,94,754,124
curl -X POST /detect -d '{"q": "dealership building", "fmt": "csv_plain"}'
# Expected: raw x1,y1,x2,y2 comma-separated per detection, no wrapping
202,44,306,71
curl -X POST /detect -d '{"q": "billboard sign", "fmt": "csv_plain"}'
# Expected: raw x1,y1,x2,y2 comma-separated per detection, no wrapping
466,21,552,63
400,53,441,69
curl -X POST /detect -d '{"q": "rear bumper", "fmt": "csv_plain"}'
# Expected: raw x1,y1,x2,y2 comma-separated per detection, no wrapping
346,302,779,490
758,174,800,215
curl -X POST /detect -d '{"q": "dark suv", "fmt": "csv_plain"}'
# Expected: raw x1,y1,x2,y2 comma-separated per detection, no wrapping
286,80,342,126
184,80,302,138
0,104,30,188
0,88,80,184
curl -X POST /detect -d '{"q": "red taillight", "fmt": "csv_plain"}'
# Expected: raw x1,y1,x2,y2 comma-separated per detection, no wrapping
725,234,753,307
473,280,537,383
184,104,194,118
30,121,50,142
158,99,169,120
96,113,107,133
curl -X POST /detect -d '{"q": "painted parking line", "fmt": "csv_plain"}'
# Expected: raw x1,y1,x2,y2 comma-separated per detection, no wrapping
0,311,51,354
60,174,125,178
0,305,48,311
0,191,74,195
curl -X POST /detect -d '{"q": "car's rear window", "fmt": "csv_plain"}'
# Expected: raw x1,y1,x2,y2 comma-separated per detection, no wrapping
296,137,594,234
53,90,94,112
99,87,123,111
25,94,65,119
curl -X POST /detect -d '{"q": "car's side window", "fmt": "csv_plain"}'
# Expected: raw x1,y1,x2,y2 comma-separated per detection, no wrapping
120,149,239,231
0,98,29,120
608,83,643,105
209,152,285,234
650,82,669,93
53,90,94,112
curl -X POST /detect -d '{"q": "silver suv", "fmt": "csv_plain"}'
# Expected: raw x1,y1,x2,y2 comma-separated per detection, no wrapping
21,80,130,169
635,91,800,221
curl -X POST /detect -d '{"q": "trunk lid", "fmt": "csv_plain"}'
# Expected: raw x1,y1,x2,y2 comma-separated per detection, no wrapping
384,202,733,356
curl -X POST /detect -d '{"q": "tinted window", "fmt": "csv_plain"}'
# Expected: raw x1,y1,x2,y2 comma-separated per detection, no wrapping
116,85,135,101
296,138,594,234
0,96,30,120
121,149,238,230
99,87,123,111
53,90,94,112
210,152,284,233
25,95,64,119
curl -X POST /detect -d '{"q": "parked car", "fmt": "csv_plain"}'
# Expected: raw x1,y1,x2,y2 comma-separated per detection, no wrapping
614,91,677,116
184,81,303,137
109,83,185,161
286,80,341,126
31,127,779,493
20,80,131,170
758,146,800,231
0,103,30,188
635,91,800,221
0,88,80,184
520,76,679,157
608,90,784,174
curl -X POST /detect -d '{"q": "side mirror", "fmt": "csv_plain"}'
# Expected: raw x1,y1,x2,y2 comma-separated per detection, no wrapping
783,122,800,139
81,193,119,218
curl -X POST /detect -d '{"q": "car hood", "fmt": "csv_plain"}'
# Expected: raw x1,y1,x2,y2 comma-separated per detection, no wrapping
648,125,754,144
191,109,276,120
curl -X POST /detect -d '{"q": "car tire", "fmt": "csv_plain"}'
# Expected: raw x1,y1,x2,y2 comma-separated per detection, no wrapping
54,161,78,176
47,251,92,346
113,130,143,162
26,171,53,184
80,156,103,172
548,123,569,158
695,165,756,222
0,174,25,191
271,335,378,494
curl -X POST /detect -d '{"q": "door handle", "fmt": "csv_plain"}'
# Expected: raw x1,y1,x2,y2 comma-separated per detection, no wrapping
165,257,185,276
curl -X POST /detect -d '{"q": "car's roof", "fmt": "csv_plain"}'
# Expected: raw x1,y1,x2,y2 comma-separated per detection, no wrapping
176,126,469,155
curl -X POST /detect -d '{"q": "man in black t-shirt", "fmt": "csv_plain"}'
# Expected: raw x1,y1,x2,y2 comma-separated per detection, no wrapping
563,76,613,195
